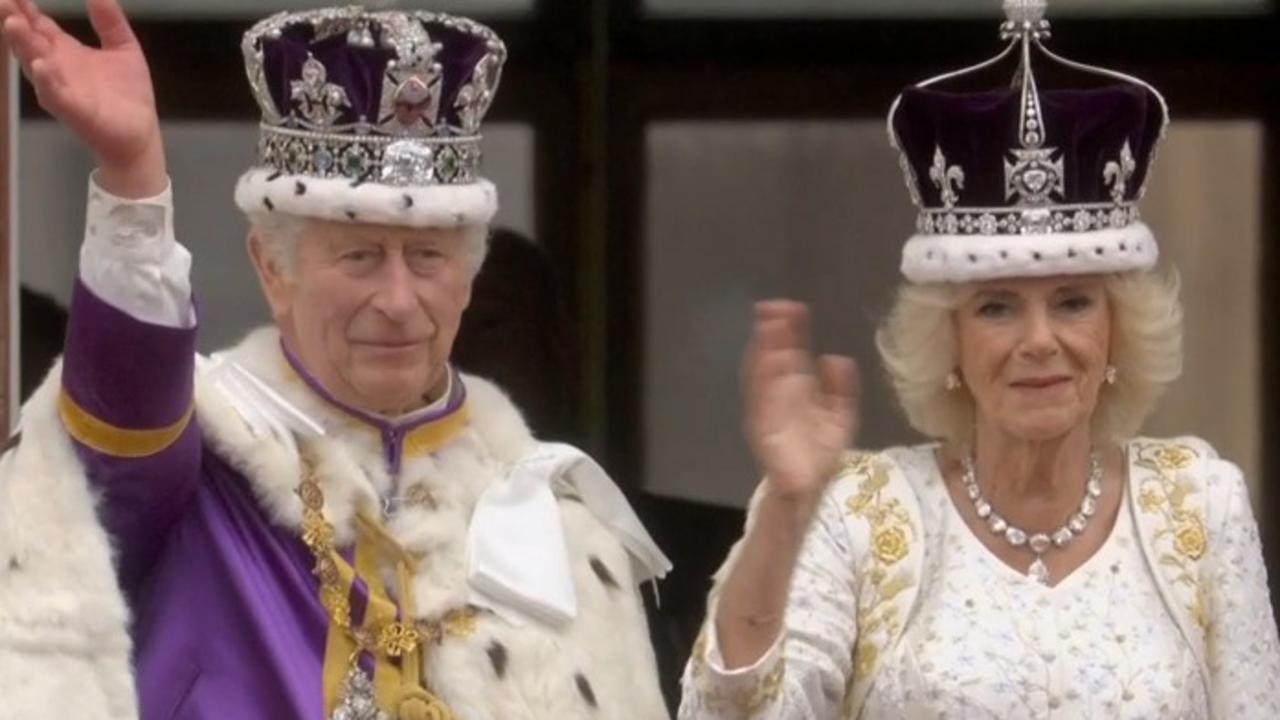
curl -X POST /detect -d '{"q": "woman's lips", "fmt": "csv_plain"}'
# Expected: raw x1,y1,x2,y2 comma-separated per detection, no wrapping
1011,375,1071,389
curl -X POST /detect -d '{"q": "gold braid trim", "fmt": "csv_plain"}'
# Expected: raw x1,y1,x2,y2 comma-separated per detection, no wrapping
299,447,474,719
58,388,194,458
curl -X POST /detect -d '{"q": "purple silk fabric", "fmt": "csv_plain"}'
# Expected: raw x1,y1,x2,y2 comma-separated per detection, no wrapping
62,283,327,718
64,281,203,590
893,83,1165,208
64,280,195,429
130,452,328,719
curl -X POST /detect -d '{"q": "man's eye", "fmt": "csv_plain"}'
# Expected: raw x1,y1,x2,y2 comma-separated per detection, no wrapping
977,301,1010,317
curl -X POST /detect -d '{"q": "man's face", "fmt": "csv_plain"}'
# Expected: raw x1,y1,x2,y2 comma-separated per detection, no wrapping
253,219,475,416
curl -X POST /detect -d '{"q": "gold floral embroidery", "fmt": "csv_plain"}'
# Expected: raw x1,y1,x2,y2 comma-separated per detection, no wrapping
1137,487,1163,512
1191,583,1211,631
1174,523,1207,561
1152,445,1196,471
872,526,909,565
754,661,786,712
1134,441,1207,566
689,628,785,716
853,641,879,680
841,451,916,684
1133,440,1209,631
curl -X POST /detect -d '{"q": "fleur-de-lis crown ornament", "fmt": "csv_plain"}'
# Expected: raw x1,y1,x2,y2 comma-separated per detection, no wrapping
233,4,508,231
886,0,1170,283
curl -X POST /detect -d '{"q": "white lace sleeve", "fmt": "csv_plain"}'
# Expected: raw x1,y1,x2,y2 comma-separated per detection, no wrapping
80,173,195,328
678,488,857,720
1203,458,1280,717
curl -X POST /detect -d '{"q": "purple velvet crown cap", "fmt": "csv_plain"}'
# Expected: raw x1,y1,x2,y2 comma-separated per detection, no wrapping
887,1,1170,284
892,83,1165,210
233,6,507,230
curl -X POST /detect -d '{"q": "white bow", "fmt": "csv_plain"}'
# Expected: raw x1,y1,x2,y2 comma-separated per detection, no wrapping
467,442,672,627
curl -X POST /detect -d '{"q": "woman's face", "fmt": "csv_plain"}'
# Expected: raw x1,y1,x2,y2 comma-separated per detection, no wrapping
954,275,1111,442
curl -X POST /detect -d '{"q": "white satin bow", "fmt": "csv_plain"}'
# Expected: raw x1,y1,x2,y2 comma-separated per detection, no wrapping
467,442,672,627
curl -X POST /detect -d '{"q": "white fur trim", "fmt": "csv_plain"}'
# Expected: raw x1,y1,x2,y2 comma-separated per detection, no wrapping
1,327,666,718
234,168,498,228
201,328,669,714
901,222,1158,283
0,363,139,719
428,500,669,720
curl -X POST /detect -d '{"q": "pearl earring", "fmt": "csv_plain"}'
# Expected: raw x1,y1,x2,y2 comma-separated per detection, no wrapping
1104,365,1118,385
945,371,963,391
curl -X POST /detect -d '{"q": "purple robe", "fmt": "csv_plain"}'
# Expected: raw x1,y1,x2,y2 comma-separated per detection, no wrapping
61,280,464,720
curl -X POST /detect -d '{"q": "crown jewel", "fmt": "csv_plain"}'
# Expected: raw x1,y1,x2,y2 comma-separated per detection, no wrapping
242,6,506,187
887,0,1170,282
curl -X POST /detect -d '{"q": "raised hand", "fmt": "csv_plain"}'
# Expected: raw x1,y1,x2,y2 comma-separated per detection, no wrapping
1,0,165,196
742,300,860,504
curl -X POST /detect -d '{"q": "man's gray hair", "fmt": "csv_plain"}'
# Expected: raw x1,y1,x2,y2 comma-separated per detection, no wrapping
245,211,490,278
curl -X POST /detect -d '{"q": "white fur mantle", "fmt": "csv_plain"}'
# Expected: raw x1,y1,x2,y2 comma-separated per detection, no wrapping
0,364,139,720
0,328,669,720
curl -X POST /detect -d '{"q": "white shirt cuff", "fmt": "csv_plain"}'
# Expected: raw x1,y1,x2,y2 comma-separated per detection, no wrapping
80,172,196,328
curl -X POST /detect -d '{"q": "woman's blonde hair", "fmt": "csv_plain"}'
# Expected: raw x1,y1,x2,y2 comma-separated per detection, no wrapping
874,270,1183,444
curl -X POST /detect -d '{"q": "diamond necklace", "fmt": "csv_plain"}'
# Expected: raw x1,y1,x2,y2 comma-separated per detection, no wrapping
960,450,1103,585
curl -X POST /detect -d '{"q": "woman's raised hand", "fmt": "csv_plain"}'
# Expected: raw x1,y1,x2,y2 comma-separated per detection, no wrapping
743,301,860,506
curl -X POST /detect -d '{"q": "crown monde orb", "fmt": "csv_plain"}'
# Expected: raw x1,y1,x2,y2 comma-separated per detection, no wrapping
1004,0,1048,25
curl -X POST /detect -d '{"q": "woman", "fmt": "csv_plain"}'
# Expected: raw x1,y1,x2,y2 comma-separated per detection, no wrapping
678,2,1280,718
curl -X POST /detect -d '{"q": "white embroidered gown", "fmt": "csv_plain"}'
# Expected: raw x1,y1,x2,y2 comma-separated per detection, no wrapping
678,441,1280,720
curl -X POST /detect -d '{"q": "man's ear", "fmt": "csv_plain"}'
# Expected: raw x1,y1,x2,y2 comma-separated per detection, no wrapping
247,230,293,323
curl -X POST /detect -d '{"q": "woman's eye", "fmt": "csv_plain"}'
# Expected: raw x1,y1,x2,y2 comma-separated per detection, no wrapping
1059,295,1094,312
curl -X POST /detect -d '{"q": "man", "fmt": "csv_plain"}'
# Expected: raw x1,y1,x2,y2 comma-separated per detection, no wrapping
0,1,671,718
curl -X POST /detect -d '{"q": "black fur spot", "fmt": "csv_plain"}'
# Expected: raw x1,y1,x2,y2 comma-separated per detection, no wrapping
295,181,307,196
403,194,415,209
575,673,597,708
266,170,283,182
7,556,21,571
1032,251,1042,261
486,641,508,679
589,556,620,590
1095,247,1105,255
967,253,977,263
345,210,358,221
1067,248,1077,258
263,197,275,212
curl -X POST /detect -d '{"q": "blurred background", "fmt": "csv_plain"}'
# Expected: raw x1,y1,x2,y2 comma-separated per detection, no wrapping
6,0,1279,711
